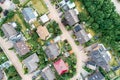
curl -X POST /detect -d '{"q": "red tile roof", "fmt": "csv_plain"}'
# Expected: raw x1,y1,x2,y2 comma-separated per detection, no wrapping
53,59,69,75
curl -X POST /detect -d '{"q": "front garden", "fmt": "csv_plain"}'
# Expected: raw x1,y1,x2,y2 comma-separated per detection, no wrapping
0,47,8,65
4,66,21,80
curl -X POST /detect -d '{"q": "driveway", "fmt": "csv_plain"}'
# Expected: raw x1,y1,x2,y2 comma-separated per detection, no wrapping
0,37,32,80
44,0,88,79
112,0,120,14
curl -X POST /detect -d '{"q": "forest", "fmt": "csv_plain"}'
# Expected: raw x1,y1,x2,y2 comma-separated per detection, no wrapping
79,0,120,56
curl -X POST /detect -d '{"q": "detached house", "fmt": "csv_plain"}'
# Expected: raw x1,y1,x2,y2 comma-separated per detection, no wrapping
1,23,19,41
73,24,91,44
22,7,37,23
64,9,79,26
59,0,75,11
45,43,59,60
90,44,111,71
41,66,56,80
87,71,105,80
36,26,50,40
23,53,39,73
14,40,30,56
53,59,69,75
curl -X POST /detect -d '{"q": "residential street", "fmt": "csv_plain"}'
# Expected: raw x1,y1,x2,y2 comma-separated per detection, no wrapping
0,37,32,80
44,0,88,79
112,0,120,14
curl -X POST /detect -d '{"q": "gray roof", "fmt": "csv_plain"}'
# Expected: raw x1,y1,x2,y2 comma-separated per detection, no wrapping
22,7,36,22
41,66,56,80
14,40,30,56
1,23,18,39
0,0,5,2
0,69,3,80
23,53,39,73
88,72,105,80
74,24,90,44
64,9,79,26
90,44,111,71
45,43,59,59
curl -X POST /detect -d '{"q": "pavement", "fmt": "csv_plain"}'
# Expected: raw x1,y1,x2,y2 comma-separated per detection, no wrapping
0,37,33,80
112,0,120,14
44,0,88,79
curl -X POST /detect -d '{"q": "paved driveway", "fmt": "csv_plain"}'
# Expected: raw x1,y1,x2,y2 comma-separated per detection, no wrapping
44,0,88,79
0,37,32,80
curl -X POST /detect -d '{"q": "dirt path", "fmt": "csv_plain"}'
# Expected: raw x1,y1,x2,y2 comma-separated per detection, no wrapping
0,37,32,80
44,0,88,79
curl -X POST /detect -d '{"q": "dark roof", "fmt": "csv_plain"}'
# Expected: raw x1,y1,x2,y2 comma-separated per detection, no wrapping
0,69,3,80
74,24,90,44
90,44,111,71
88,72,105,80
45,43,59,59
22,7,36,22
86,61,96,67
64,9,79,26
41,66,56,80
14,40,30,56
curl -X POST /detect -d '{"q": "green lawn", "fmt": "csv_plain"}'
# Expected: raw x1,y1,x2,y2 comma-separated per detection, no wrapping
0,48,8,65
32,0,48,15
4,66,21,80
0,53,8,65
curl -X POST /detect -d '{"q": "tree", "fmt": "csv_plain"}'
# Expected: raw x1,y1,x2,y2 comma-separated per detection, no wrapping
12,0,20,4
0,7,3,13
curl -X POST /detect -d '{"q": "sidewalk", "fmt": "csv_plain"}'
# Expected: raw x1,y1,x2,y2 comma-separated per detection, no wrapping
0,37,32,80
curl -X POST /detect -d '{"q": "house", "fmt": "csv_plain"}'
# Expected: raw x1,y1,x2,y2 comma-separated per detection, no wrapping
0,0,16,10
59,0,75,11
53,59,69,75
22,7,37,23
14,40,30,56
36,26,49,40
40,14,50,24
41,66,56,80
87,71,105,80
86,61,97,70
0,0,5,3
73,24,90,44
64,9,79,26
23,53,39,73
45,43,59,60
90,44,111,71
0,69,4,80
1,23,19,41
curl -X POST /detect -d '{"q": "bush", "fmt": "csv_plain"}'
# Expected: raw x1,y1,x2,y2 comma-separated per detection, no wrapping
12,0,20,4
0,7,3,13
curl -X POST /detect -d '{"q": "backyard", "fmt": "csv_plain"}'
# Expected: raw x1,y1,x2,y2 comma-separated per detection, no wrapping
31,0,48,15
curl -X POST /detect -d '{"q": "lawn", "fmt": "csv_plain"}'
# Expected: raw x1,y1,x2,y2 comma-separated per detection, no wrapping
75,0,87,13
4,66,21,80
31,0,48,15
9,12,30,39
0,53,8,65
0,47,8,65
